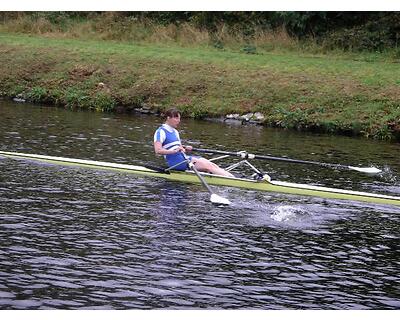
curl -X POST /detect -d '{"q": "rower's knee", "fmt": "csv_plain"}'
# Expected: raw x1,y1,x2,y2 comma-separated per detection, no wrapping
193,158,213,172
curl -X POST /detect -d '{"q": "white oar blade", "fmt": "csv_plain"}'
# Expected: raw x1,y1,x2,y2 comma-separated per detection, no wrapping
349,166,382,174
210,193,231,205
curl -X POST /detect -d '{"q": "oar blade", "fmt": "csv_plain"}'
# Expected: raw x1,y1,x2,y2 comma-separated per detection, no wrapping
210,193,231,205
349,166,382,174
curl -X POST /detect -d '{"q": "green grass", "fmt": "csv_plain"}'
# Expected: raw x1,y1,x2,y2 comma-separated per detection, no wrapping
1,32,400,141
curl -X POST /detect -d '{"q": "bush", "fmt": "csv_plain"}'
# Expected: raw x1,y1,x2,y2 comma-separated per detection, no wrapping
322,13,400,52
2,12,400,53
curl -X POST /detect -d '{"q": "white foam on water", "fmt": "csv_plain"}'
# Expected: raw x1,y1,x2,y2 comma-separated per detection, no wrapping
271,205,307,222
380,165,398,183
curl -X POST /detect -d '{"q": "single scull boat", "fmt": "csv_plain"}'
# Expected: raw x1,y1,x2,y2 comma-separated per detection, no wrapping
1,150,399,207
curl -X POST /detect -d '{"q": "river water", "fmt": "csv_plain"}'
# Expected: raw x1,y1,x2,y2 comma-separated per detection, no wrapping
0,100,399,309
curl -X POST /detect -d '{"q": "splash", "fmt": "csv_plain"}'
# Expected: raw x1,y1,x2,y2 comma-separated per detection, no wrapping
378,165,399,184
271,205,309,222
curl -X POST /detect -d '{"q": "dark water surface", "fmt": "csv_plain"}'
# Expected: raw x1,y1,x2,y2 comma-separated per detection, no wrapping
0,100,399,309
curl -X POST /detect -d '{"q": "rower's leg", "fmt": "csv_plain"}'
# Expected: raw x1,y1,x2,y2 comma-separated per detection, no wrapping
192,158,235,177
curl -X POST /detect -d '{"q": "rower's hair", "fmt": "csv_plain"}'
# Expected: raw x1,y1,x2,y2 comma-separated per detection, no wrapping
164,108,181,119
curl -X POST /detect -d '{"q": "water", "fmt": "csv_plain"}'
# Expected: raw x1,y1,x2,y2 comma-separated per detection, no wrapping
0,100,400,309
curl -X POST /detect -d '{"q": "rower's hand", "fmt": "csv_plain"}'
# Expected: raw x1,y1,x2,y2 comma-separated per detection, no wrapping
174,146,186,154
184,145,193,152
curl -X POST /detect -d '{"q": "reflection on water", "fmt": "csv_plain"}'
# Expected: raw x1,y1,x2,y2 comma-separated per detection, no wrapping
0,101,400,309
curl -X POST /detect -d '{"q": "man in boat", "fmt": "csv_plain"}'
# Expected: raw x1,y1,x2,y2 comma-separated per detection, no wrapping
154,108,234,177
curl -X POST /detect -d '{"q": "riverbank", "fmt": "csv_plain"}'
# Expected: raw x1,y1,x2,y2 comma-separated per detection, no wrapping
0,32,399,141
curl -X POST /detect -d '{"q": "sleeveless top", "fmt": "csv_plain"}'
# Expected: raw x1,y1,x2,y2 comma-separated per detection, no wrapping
154,124,189,170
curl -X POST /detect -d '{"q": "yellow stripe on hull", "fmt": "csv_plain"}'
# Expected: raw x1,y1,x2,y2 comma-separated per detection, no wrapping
1,151,400,207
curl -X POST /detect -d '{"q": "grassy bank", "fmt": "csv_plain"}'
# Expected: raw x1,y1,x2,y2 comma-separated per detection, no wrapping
0,32,399,141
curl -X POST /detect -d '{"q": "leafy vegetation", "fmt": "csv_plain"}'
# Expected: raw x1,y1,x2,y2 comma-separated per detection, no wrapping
1,12,400,53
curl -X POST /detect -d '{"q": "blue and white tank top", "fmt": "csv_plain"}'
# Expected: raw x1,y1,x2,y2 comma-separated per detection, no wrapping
154,124,188,169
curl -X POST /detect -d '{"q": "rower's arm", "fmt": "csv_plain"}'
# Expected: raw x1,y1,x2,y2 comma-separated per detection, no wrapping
154,141,185,155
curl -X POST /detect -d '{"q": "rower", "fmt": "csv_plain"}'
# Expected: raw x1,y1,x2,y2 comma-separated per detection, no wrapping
153,108,234,177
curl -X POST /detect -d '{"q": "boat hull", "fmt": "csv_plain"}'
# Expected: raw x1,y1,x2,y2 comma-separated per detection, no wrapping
1,151,400,206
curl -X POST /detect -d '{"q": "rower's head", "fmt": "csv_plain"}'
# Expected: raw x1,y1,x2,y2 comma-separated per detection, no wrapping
164,108,181,128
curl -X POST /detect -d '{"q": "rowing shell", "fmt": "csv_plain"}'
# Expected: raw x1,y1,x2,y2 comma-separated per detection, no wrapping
1,151,400,207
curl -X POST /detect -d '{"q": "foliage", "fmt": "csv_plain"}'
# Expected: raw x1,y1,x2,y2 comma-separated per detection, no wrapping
323,13,400,52
64,87,90,108
28,86,47,102
2,12,400,52
92,92,116,112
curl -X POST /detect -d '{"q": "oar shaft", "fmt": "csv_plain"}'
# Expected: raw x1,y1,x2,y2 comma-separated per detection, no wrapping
181,151,214,193
181,151,231,205
193,148,312,164
253,154,344,169
192,148,357,171
192,148,241,157
190,164,214,194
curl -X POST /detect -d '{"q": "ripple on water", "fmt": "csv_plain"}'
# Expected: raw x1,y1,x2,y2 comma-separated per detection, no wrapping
1,101,400,309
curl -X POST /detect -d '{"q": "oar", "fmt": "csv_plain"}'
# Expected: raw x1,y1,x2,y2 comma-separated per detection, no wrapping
181,152,231,205
192,147,382,174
